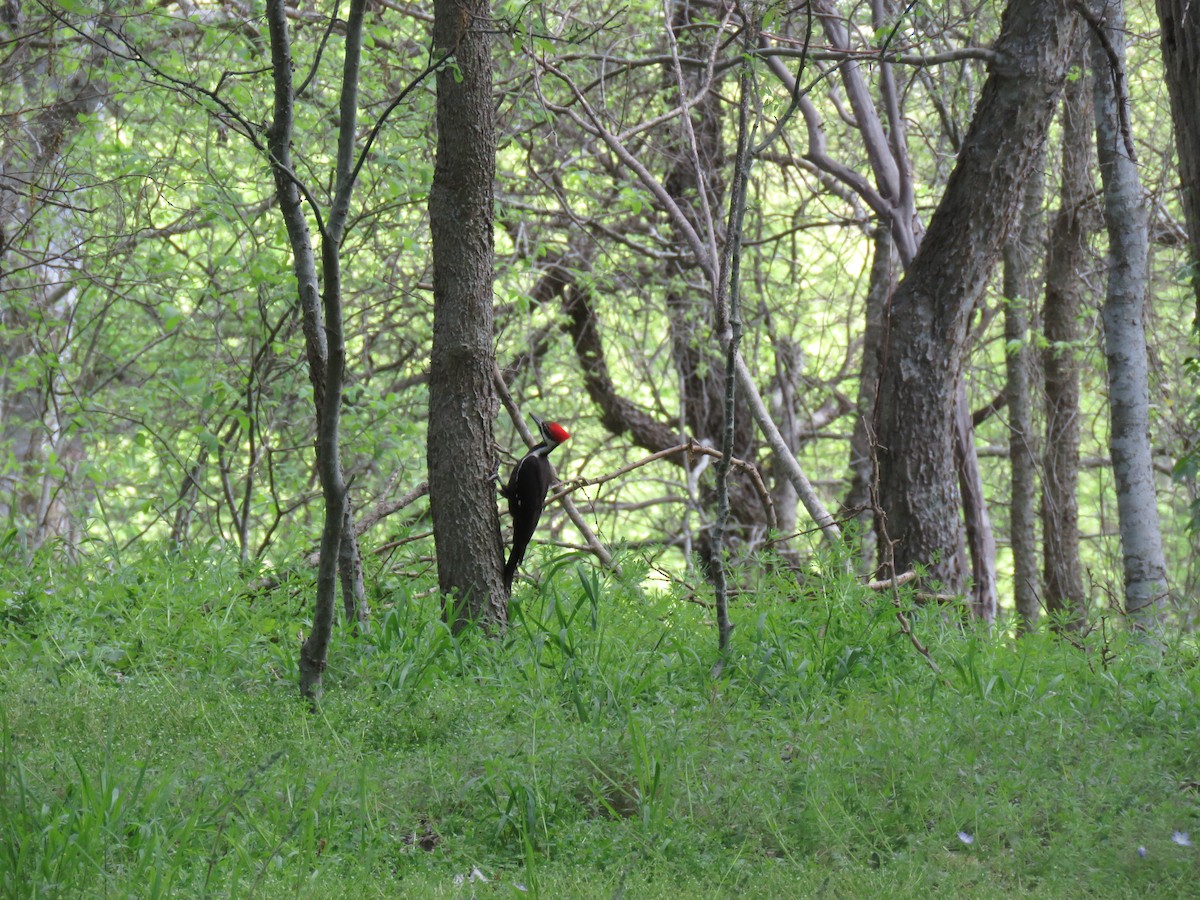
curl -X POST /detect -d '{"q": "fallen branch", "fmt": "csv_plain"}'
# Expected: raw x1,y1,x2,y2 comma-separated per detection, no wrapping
865,569,917,590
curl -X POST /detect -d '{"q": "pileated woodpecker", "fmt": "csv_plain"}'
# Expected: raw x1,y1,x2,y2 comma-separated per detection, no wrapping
500,414,570,591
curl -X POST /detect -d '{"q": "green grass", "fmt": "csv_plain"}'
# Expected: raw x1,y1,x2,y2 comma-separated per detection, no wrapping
0,544,1197,897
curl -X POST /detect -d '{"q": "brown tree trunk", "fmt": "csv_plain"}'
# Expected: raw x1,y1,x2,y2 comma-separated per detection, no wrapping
1156,0,1200,322
1003,161,1045,633
1041,38,1091,631
428,0,507,629
876,0,1075,591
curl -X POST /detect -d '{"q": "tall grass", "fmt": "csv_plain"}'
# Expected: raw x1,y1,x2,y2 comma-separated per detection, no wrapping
0,542,1196,897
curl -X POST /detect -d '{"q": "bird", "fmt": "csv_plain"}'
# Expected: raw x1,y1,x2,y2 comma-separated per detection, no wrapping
500,414,570,592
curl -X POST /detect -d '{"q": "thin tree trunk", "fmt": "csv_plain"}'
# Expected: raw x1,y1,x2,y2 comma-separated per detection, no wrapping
266,0,370,698
844,225,894,572
1042,37,1091,631
712,11,757,663
1003,160,1045,633
428,0,507,629
876,0,1074,591
661,0,766,571
955,386,998,622
0,14,107,552
339,496,369,630
1088,0,1169,626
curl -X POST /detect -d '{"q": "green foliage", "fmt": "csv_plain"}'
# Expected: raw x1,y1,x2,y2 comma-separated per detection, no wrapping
1,548,1196,896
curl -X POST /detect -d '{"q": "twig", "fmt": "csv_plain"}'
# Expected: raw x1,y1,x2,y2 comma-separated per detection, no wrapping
546,440,776,531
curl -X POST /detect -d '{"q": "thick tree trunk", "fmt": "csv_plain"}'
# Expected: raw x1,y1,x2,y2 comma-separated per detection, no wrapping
1042,40,1091,631
1156,0,1200,321
1002,162,1045,632
428,0,507,628
876,0,1074,591
1089,0,1169,626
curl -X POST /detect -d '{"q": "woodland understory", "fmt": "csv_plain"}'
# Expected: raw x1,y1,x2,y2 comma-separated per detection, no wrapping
3,3,1200,896
2,0,1200,684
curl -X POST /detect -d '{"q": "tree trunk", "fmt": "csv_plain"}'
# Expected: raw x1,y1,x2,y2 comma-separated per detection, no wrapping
339,496,369,629
844,226,894,572
1089,0,1169,626
1002,160,1045,633
876,0,1074,591
0,12,107,553
1041,38,1091,631
955,386,998,622
1155,0,1200,321
661,1,766,570
267,0,373,698
428,0,507,629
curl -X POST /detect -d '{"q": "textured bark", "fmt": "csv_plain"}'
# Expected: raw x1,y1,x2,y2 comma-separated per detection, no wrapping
428,0,507,627
1156,0,1200,320
1002,161,1045,633
1041,42,1091,631
712,21,758,660
876,0,1074,590
1089,0,1169,625
339,497,369,628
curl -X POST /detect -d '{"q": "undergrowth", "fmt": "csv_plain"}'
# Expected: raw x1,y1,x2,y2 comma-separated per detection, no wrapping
0,541,1196,897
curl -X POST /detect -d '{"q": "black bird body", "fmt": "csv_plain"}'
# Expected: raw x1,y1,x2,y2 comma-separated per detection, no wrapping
501,416,569,591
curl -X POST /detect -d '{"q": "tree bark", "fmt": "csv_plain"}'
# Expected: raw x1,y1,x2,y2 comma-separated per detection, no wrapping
1155,0,1200,322
1041,37,1091,631
1088,0,1169,626
875,0,1075,591
712,13,758,661
428,0,507,628
1002,160,1045,633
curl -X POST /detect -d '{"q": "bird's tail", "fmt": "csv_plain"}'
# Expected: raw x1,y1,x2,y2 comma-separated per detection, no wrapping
504,537,530,592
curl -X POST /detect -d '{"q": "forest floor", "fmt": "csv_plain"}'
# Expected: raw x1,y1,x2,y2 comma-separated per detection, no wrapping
1,545,1197,898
